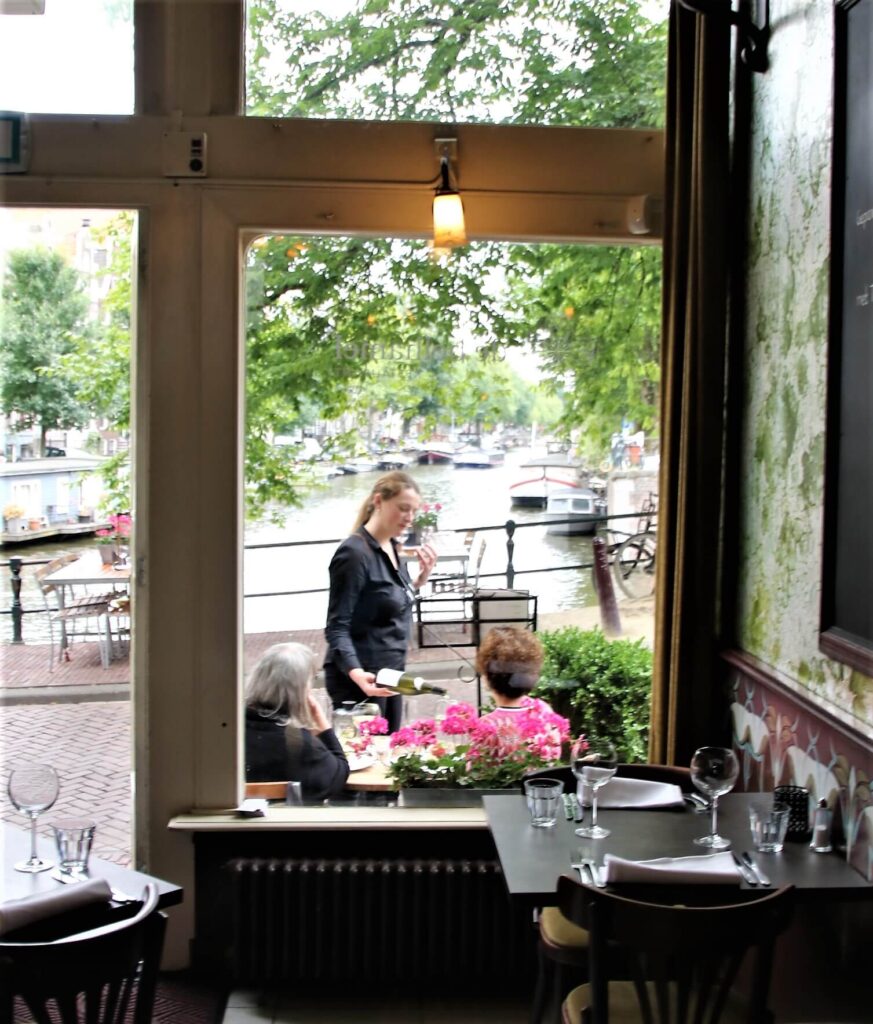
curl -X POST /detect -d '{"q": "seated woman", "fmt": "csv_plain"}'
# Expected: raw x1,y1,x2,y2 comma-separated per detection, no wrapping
244,642,349,801
475,626,551,719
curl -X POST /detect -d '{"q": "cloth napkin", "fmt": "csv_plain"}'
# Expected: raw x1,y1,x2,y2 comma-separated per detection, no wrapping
602,851,739,885
578,776,684,809
0,877,112,936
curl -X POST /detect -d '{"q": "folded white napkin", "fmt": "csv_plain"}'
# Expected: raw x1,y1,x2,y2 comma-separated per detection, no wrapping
578,776,685,809
0,878,112,936
602,851,739,885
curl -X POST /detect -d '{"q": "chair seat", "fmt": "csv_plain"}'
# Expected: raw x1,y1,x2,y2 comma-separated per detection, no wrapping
540,906,589,955
56,594,113,617
563,982,752,1024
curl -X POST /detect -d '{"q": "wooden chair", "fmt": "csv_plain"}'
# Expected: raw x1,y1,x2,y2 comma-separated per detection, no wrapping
523,763,694,1024
0,883,166,1024
35,555,117,671
557,876,794,1024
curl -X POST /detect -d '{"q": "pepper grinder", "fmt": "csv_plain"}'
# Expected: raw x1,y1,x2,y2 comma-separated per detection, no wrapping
809,798,832,853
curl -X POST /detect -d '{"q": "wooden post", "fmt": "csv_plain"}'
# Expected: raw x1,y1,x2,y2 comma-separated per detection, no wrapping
591,537,621,636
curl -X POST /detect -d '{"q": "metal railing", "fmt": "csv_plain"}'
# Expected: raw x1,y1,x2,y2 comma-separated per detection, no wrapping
2,511,645,643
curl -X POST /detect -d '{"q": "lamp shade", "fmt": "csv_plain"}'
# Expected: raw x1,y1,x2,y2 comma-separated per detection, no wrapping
432,191,467,248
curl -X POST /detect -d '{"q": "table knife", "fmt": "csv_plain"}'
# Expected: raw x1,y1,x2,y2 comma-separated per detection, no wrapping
742,851,772,887
731,852,758,886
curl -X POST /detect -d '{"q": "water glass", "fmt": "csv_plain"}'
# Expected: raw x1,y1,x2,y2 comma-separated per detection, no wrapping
524,778,564,828
749,802,790,853
52,818,96,876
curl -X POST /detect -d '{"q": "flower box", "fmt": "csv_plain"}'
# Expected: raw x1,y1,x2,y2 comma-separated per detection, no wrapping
398,787,512,807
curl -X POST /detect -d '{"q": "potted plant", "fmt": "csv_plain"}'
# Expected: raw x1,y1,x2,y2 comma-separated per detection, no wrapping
532,626,653,763
96,512,132,565
407,502,441,545
351,700,570,805
3,502,26,534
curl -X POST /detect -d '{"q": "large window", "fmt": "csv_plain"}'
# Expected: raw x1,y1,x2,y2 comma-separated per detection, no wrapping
246,0,668,128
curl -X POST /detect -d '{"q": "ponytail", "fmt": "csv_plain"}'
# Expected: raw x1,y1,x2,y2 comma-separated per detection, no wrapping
351,470,420,533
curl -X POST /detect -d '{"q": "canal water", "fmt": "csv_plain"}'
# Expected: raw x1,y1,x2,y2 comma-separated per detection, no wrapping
2,449,597,644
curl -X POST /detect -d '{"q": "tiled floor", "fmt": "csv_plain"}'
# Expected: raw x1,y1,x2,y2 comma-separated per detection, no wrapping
222,989,530,1024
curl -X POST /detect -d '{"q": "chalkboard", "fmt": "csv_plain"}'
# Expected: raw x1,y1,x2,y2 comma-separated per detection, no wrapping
821,0,873,675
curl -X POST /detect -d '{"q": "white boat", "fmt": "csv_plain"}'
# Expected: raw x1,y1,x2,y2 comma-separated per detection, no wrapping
336,457,379,475
545,487,607,535
417,446,456,465
376,452,415,470
452,447,505,469
509,455,586,508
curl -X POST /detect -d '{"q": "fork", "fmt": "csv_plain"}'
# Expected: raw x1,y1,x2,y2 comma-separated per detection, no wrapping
570,858,606,888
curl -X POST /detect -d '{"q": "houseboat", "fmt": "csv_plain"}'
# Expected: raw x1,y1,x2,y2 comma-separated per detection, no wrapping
452,446,505,469
545,486,608,535
509,454,586,508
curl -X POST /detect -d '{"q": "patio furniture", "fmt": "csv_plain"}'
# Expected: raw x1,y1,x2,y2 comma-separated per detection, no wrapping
35,555,118,671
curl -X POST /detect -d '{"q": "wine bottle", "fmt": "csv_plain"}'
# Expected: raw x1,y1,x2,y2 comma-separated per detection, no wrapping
375,668,446,696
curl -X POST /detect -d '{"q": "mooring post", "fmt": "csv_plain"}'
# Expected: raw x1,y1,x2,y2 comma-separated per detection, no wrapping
9,556,23,644
505,520,516,589
591,536,622,636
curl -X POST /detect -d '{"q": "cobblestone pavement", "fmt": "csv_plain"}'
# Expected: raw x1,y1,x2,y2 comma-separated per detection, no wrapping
1,700,132,866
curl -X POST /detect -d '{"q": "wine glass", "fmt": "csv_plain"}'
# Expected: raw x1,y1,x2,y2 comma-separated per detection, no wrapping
690,746,739,849
571,736,618,839
8,763,60,873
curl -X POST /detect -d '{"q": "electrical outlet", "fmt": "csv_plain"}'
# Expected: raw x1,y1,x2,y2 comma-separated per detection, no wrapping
162,131,208,177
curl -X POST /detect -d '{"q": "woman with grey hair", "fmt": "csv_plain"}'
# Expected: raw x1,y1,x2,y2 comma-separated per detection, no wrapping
244,641,349,800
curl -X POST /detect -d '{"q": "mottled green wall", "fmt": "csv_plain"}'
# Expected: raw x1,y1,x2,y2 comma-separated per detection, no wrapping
739,0,873,731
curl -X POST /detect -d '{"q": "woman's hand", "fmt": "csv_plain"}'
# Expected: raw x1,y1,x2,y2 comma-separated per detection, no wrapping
348,667,395,698
413,542,438,589
307,691,332,734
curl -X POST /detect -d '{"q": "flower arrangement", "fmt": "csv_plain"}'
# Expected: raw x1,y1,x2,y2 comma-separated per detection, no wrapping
413,502,441,532
3,502,25,521
96,512,132,546
349,699,570,790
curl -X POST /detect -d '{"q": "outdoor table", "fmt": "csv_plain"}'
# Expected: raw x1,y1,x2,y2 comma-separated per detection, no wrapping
42,552,131,664
484,791,873,907
2,825,183,911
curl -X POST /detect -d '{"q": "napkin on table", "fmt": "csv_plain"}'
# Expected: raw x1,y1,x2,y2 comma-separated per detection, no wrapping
602,851,739,885
0,878,112,936
578,776,685,809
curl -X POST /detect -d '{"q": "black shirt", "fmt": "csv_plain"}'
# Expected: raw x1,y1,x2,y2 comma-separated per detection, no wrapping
324,526,415,677
244,708,349,801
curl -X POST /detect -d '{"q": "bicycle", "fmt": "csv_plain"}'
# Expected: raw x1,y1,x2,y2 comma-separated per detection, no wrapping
600,493,657,600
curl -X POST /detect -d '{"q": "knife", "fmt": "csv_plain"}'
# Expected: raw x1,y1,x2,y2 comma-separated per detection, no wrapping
731,852,758,886
741,851,771,887
573,794,585,824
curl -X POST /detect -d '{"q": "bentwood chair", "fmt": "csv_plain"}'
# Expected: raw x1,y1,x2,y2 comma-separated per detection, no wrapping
0,883,166,1024
523,764,694,1024
557,875,794,1024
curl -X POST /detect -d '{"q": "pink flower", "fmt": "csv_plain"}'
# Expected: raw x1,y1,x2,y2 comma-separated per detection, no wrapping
389,727,420,749
442,702,478,735
358,716,389,737
434,503,442,511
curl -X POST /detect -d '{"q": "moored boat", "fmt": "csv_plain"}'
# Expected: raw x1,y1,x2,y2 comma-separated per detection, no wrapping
417,446,456,465
509,455,586,508
545,487,607,535
452,447,505,469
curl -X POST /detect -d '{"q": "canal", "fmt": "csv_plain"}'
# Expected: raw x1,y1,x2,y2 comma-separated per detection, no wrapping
2,448,597,643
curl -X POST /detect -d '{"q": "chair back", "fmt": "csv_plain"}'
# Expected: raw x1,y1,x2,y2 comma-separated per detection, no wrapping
34,554,77,602
470,537,487,587
557,876,794,1024
0,883,166,1024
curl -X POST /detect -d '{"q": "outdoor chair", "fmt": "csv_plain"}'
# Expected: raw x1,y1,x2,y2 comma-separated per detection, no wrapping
523,763,693,1024
0,883,166,1024
557,875,794,1024
35,555,117,671
431,535,487,599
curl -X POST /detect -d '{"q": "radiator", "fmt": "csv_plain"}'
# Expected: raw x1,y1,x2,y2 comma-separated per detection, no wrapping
226,857,534,985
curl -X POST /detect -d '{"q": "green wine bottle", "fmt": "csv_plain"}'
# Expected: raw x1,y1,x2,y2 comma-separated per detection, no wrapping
375,668,447,696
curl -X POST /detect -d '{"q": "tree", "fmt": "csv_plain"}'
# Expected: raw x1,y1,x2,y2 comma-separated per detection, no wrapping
0,248,91,456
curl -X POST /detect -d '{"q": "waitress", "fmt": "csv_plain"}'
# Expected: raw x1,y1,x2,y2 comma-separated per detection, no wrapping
324,470,438,732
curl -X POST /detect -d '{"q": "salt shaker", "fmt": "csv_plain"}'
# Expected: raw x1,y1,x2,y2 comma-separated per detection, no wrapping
809,798,832,853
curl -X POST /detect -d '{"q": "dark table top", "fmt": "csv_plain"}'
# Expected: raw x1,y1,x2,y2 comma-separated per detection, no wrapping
2,826,183,910
484,791,873,906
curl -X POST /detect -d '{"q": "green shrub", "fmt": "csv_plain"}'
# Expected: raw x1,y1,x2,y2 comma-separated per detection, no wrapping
531,626,652,763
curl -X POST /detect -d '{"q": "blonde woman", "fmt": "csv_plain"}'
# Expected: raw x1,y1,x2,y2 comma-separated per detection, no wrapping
245,642,349,800
323,470,438,732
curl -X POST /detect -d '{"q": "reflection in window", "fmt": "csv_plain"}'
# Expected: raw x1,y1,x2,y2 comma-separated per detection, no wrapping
0,0,133,115
246,0,668,128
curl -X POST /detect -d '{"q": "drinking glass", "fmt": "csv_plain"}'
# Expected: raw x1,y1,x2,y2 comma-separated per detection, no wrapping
690,746,739,849
8,763,60,873
571,736,618,839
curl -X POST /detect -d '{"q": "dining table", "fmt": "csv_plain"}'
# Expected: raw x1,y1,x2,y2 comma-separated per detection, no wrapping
2,825,183,911
484,791,873,907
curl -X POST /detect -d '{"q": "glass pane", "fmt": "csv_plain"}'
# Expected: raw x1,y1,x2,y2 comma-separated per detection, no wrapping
246,0,669,127
0,0,133,115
